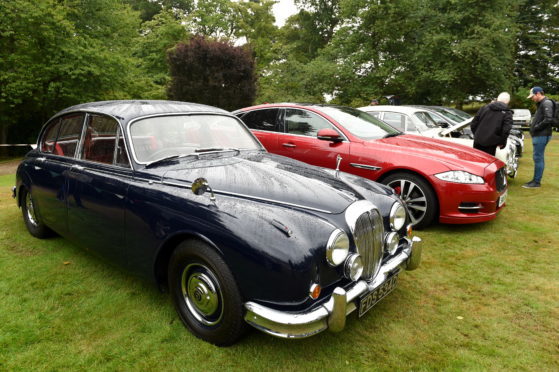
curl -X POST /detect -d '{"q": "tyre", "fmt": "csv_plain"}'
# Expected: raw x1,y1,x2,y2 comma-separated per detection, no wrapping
381,172,437,229
168,239,247,346
21,187,52,238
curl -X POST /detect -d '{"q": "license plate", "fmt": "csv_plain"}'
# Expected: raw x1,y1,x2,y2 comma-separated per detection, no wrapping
498,190,507,208
358,272,399,318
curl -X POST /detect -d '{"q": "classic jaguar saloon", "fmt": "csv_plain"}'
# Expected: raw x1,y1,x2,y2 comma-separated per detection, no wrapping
14,100,422,346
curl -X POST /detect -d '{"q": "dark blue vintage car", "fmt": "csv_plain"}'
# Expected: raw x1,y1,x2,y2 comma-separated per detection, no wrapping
13,100,422,345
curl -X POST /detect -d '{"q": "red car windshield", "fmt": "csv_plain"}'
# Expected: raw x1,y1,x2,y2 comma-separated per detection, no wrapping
317,106,401,140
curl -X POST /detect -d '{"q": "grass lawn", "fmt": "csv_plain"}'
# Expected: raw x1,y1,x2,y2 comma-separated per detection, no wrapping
1,138,558,371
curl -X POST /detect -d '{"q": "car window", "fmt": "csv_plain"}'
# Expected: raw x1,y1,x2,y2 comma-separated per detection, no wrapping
130,114,262,163
285,109,334,136
40,114,84,157
413,112,438,131
81,114,124,166
382,112,407,131
318,106,399,140
238,109,280,131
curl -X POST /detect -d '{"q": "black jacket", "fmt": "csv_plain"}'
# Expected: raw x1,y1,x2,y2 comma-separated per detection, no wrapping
471,101,513,147
530,98,554,137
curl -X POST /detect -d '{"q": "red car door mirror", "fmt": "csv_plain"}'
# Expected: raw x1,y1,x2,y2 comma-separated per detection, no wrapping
317,128,343,142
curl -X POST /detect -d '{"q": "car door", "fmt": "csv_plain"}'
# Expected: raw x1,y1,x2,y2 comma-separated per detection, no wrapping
236,109,281,152
27,113,85,235
275,108,350,169
67,114,131,265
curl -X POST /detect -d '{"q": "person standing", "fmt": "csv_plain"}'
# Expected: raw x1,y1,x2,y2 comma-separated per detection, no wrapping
471,92,513,156
523,86,554,188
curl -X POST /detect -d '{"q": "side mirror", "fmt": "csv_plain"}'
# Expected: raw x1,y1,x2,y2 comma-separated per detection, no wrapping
191,177,216,202
317,128,343,142
437,121,449,128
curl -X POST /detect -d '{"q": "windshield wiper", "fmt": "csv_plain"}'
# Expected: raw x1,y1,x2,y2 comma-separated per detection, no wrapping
145,154,195,168
383,132,402,138
194,147,241,155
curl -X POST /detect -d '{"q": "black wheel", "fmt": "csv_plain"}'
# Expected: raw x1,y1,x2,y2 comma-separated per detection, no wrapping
21,187,52,238
168,239,247,346
381,173,437,229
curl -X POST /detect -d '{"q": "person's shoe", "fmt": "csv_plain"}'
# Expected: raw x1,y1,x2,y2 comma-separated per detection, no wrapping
522,180,541,188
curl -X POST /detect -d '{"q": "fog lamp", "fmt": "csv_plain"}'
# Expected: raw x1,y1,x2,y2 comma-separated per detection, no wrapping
344,254,363,281
384,232,400,255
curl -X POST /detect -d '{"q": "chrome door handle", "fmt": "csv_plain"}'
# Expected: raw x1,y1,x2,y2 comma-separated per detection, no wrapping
282,143,296,148
37,157,46,162
72,165,84,171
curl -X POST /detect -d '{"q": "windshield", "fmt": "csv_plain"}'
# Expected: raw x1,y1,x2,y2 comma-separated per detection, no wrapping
129,114,262,163
317,106,400,140
445,107,471,120
412,112,440,131
513,109,530,116
430,107,464,123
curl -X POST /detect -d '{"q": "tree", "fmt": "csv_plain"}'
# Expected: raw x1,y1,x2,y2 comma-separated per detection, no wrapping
0,0,151,145
134,10,189,98
167,36,256,110
514,0,559,93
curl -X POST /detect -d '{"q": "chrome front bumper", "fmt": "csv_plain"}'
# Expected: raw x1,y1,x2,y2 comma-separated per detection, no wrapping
244,236,422,338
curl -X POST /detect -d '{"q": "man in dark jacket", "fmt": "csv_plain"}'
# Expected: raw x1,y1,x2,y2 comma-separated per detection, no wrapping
471,92,513,156
523,86,554,188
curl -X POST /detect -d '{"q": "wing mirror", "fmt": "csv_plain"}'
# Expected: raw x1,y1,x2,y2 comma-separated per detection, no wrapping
317,128,343,142
191,177,216,202
437,121,449,128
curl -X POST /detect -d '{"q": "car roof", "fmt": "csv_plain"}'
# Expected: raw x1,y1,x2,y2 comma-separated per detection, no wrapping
358,105,423,114
56,100,228,122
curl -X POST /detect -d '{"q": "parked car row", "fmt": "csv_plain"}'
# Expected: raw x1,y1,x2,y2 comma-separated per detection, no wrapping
358,105,519,178
14,100,510,346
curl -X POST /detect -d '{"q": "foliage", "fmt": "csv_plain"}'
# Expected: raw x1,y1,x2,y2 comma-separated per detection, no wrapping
134,10,189,98
167,36,256,111
514,0,559,93
0,0,151,144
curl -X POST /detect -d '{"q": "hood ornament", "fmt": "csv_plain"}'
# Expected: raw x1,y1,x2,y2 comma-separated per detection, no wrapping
191,178,216,203
335,154,343,177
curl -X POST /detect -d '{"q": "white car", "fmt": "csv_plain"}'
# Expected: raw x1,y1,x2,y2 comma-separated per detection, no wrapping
358,105,518,178
512,109,531,130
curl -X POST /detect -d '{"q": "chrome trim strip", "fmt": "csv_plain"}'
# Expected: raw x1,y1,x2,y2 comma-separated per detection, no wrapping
244,236,422,338
350,163,381,171
458,204,483,210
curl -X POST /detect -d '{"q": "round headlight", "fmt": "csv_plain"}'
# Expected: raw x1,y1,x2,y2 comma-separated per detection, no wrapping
344,254,363,281
326,229,350,266
390,202,406,231
384,232,399,255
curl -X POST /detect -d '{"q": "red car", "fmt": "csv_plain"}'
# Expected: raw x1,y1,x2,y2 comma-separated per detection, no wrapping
234,104,507,229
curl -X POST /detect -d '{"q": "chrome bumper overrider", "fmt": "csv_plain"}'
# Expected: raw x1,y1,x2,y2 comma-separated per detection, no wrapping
244,236,422,338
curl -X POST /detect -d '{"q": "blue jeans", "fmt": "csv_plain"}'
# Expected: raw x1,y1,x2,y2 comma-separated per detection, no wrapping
532,136,551,183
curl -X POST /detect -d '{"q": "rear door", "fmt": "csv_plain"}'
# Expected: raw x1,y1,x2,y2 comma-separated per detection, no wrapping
236,109,281,152
28,113,85,234
67,114,131,265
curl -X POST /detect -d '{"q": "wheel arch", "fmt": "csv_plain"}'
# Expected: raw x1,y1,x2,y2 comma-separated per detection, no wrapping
377,168,441,220
153,232,224,292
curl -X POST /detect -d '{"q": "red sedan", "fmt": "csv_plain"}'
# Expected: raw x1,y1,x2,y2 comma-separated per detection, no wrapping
234,104,507,229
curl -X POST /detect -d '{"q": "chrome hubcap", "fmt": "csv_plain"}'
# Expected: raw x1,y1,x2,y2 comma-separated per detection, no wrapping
387,179,427,226
25,192,39,227
181,264,223,326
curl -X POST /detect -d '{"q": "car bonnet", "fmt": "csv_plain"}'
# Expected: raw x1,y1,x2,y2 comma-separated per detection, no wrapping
155,152,365,214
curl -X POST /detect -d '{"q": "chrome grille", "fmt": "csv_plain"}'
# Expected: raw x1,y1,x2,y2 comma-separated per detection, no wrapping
346,201,384,281
495,167,507,192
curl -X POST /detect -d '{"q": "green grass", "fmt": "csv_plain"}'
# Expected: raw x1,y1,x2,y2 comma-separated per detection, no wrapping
1,138,558,371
